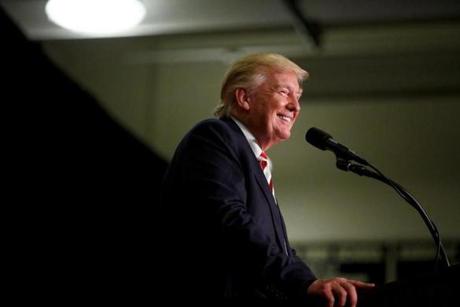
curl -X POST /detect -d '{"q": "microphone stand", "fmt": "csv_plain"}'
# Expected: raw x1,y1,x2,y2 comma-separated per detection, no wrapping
336,158,450,271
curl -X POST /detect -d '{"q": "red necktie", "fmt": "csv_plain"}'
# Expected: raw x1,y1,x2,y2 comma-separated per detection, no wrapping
259,151,274,195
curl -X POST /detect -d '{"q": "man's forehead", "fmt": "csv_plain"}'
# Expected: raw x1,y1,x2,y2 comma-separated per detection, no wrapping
270,76,303,90
269,70,302,82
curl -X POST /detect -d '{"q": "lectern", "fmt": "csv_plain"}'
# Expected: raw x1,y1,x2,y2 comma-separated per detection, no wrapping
358,263,459,307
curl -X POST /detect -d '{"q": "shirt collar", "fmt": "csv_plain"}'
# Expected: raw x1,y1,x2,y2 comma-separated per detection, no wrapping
231,116,263,159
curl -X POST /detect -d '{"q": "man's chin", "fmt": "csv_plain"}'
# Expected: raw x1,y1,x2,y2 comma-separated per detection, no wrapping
276,132,291,141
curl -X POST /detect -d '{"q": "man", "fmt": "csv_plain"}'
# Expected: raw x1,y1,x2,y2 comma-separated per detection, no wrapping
159,53,374,306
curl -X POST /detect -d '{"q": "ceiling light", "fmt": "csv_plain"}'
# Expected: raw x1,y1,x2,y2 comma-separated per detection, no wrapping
45,0,146,35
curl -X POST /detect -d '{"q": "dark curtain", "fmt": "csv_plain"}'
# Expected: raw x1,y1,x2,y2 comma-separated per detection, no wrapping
2,7,167,303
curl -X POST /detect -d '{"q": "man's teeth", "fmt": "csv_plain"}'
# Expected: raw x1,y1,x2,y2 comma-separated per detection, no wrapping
278,115,291,122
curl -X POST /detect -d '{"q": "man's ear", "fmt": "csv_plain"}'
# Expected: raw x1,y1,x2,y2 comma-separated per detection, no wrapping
235,88,251,111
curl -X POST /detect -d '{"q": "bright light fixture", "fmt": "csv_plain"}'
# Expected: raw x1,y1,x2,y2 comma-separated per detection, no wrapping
45,0,146,35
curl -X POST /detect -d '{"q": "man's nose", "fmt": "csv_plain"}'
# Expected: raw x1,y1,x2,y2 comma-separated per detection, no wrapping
288,95,301,112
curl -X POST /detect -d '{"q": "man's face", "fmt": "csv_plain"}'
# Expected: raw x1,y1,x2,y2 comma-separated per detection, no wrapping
246,70,302,150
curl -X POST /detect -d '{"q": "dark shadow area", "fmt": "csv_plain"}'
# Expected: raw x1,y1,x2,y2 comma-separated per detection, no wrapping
397,260,439,281
362,264,460,307
2,7,168,303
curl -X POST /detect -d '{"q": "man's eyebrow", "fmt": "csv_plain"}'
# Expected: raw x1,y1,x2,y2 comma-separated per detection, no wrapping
275,84,295,90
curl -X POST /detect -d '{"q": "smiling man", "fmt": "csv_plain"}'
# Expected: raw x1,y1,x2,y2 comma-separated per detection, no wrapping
159,53,374,306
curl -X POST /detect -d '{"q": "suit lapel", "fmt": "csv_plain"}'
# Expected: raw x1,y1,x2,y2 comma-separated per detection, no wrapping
221,117,278,205
253,161,278,209
253,160,288,253
220,117,288,253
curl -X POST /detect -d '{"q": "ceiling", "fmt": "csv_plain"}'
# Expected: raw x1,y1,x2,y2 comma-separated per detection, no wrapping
1,0,460,41
2,0,460,112
2,0,460,108
2,0,460,73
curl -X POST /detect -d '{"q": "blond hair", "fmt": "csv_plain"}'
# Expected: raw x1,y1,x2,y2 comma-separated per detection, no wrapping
215,53,308,117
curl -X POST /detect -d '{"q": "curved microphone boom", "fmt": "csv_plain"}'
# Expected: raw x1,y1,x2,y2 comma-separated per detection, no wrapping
304,127,450,270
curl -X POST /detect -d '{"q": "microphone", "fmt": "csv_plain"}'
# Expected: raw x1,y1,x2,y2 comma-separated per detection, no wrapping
305,127,450,269
305,127,368,165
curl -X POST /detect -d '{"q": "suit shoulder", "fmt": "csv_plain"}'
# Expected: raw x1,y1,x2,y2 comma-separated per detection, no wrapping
192,118,231,131
175,117,246,159
188,117,237,140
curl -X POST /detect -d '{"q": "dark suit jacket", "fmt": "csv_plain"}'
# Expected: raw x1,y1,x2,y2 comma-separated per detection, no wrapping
159,117,316,305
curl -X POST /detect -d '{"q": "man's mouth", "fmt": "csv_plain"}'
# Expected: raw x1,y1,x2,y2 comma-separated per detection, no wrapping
278,114,293,123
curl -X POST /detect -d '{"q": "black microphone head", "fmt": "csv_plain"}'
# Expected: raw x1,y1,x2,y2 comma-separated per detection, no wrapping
305,127,332,150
